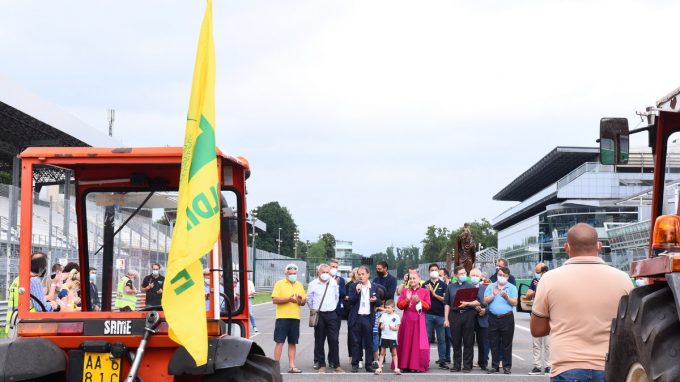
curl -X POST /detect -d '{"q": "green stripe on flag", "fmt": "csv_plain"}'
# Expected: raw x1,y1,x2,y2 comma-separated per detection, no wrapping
189,115,216,181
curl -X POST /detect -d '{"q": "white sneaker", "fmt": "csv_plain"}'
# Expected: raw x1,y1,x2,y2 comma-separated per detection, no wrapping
253,327,259,333
358,361,363,369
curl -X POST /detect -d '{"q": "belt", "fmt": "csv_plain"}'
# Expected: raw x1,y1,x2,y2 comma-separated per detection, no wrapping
451,309,474,314
490,311,513,319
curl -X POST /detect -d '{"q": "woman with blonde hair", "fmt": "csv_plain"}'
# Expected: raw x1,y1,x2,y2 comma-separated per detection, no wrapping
57,269,81,311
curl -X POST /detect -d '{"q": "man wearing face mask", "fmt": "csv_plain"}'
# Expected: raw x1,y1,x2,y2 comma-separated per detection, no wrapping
307,264,343,373
272,263,307,374
444,266,480,373
141,263,164,308
423,263,449,369
328,259,346,354
525,263,550,375
489,258,516,285
470,268,489,371
484,266,518,374
88,267,100,311
373,261,396,302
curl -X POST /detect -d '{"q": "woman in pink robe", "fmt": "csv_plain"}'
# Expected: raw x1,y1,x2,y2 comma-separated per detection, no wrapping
396,271,431,372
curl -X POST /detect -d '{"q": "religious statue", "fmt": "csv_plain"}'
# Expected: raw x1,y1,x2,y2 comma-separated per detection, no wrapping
455,223,476,274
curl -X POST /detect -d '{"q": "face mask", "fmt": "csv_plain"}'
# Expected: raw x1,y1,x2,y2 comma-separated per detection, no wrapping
430,271,439,279
320,273,330,281
287,274,298,283
329,268,338,277
497,276,508,285
470,276,480,285
535,273,541,280
152,270,160,276
90,274,96,282
458,275,468,283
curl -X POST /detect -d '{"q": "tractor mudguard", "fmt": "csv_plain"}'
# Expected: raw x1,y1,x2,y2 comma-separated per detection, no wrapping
0,338,66,381
665,272,680,321
168,336,262,376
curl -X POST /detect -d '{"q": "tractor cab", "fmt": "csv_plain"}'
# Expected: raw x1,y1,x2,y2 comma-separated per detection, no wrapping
0,147,280,381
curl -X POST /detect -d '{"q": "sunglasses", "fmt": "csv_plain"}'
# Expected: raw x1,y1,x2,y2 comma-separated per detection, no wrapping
286,265,298,270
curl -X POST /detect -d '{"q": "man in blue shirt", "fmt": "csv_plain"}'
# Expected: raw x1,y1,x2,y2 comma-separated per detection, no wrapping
484,266,517,375
373,261,396,302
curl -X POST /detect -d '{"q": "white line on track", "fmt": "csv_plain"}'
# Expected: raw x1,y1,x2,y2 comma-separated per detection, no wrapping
512,353,525,361
515,324,530,332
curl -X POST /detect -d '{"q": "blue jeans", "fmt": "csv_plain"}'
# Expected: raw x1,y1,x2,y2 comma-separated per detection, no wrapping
551,369,605,382
425,314,446,363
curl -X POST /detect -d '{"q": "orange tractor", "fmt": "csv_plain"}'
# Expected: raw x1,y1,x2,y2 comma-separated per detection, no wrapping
600,87,680,382
0,147,281,381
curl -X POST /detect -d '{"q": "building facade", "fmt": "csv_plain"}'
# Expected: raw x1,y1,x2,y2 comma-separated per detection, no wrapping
492,147,680,278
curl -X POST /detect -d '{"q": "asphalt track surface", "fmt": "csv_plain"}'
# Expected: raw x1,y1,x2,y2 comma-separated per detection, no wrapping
250,302,551,382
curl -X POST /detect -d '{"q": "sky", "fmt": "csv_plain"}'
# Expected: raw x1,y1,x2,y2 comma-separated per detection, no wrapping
2,0,680,255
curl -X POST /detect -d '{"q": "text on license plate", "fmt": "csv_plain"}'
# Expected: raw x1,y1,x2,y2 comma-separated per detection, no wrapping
83,352,121,382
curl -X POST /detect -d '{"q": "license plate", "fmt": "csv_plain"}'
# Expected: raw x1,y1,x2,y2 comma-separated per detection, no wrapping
83,352,121,382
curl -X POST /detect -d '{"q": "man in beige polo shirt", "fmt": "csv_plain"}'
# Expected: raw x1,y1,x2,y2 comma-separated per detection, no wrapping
530,223,632,381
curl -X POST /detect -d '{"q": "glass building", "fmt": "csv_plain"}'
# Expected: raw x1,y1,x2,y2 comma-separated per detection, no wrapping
492,146,680,278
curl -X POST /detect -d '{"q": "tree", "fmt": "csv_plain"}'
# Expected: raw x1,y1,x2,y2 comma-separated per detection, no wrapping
319,233,336,260
252,202,298,257
421,225,450,263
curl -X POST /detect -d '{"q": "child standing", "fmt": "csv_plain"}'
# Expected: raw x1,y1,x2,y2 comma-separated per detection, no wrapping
375,299,401,375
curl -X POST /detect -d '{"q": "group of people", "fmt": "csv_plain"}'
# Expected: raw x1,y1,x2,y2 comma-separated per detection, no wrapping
270,257,520,375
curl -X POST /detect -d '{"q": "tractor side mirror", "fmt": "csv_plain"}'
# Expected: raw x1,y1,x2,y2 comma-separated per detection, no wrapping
599,118,629,165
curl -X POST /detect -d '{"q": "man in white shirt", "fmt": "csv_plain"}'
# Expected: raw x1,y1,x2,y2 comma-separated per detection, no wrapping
307,264,343,373
235,274,258,333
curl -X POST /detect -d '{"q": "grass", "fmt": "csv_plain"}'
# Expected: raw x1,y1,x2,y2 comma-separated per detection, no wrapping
251,292,272,305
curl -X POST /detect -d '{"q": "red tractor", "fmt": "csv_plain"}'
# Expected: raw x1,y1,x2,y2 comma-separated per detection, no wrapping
0,146,281,381
600,87,680,382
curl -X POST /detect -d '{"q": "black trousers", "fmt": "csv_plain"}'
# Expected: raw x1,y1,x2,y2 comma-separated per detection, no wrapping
488,313,514,369
351,315,374,369
449,309,476,370
314,311,340,367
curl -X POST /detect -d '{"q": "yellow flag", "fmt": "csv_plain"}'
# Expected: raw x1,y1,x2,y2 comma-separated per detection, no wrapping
161,0,218,367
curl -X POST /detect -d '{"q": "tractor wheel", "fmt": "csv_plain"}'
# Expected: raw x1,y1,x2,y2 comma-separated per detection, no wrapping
202,354,282,382
606,284,680,382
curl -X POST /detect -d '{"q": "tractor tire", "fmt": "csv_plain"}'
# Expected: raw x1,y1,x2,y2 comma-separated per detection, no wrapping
202,354,282,382
606,284,680,382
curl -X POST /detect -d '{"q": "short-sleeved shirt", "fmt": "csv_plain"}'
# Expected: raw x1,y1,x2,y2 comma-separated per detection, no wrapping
423,279,447,316
484,282,518,315
444,281,475,311
532,256,633,377
379,312,401,340
272,278,307,319
141,274,165,306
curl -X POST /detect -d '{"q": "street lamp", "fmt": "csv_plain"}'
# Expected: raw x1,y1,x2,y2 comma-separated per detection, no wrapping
249,210,258,286
293,231,299,258
277,227,282,255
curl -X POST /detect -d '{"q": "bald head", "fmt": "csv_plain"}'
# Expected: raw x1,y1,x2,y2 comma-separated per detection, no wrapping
565,223,601,257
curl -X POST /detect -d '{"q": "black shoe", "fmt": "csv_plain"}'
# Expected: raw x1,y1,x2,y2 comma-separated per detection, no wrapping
313,362,321,370
438,363,449,369
366,366,376,373
451,367,461,372
545,367,551,374
503,367,512,374
529,367,543,375
371,361,379,369
480,367,488,371
351,366,359,373
487,367,500,374
463,369,471,373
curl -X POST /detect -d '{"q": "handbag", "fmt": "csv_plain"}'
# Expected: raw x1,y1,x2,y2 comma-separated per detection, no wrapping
309,281,330,327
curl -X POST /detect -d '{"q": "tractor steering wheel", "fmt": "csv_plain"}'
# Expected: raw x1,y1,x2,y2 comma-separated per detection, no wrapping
29,293,48,312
